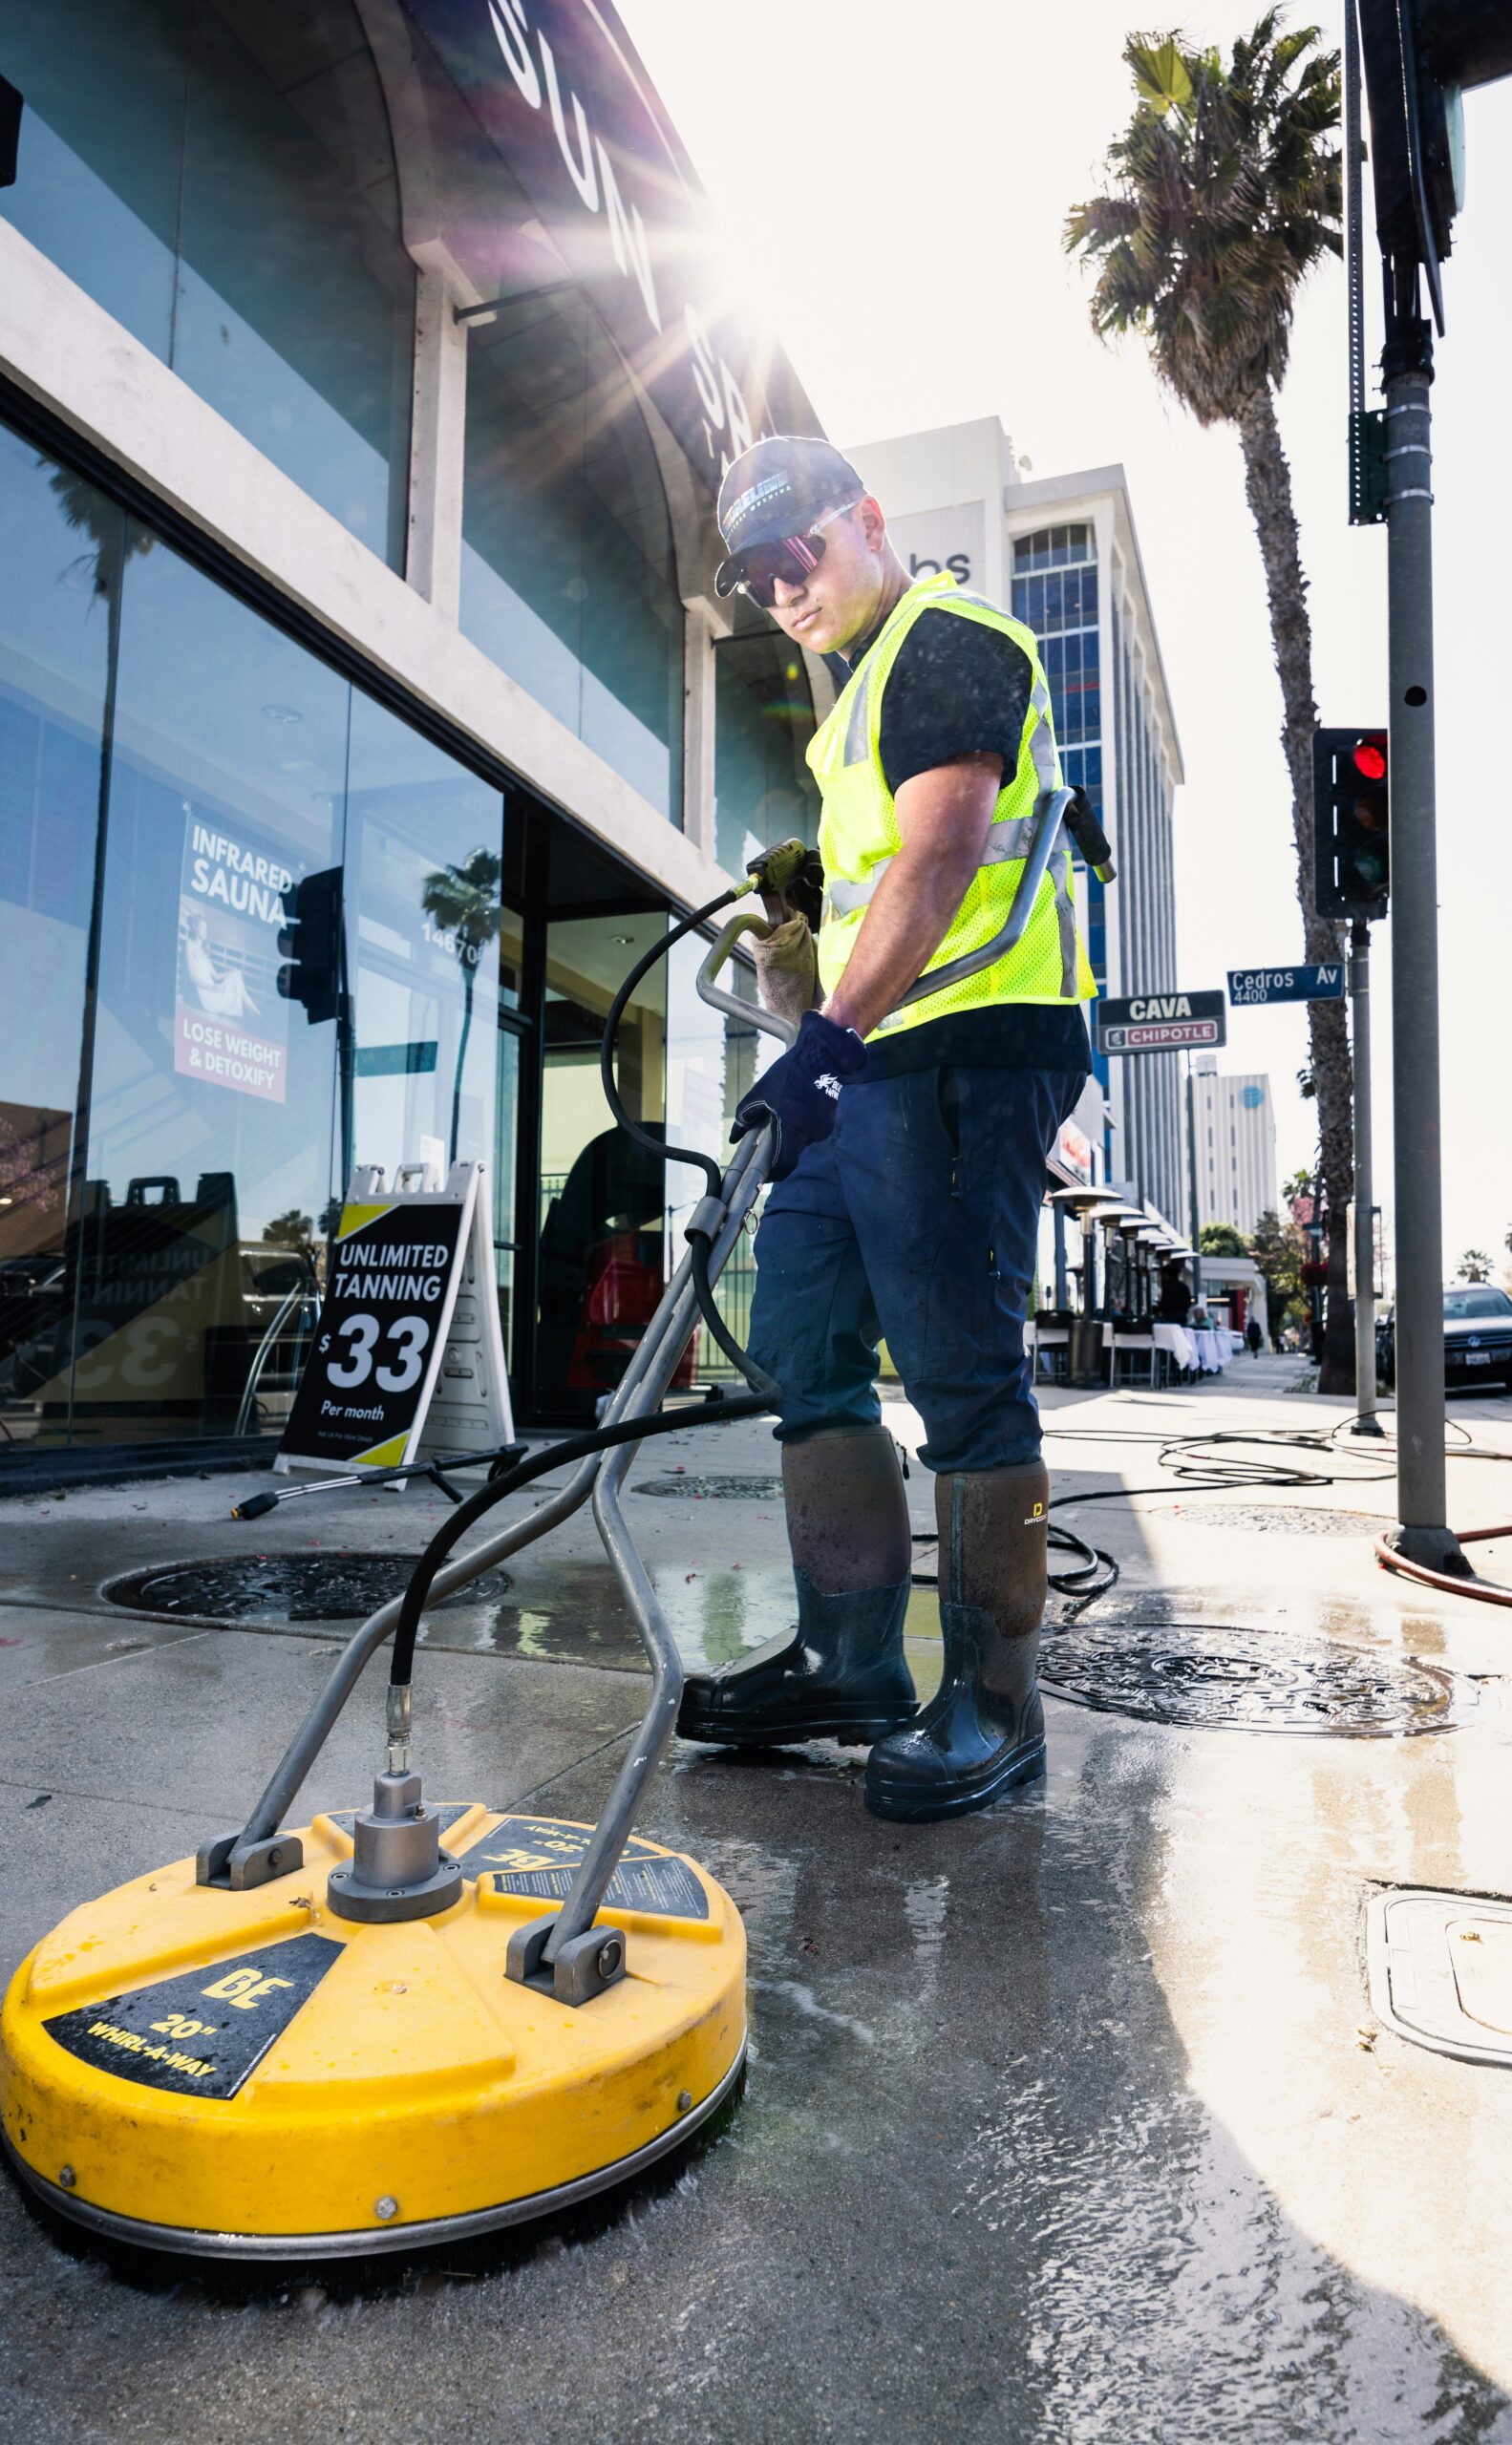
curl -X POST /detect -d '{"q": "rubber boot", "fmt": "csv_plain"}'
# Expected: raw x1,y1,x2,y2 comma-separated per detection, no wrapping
863,1460,1049,1821
676,1425,917,1747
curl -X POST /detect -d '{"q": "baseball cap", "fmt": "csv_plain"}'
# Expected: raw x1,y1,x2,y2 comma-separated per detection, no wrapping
714,436,867,598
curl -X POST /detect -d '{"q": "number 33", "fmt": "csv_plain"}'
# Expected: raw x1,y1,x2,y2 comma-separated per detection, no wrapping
326,1313,430,1393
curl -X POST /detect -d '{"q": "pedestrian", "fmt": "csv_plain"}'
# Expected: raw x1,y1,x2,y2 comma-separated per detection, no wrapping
1246,1315,1264,1358
677,437,1094,1821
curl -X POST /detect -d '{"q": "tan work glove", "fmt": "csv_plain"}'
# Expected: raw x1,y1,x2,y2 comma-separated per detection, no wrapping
753,913,820,1030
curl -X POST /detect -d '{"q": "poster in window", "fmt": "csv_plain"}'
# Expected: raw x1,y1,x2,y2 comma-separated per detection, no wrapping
174,813,292,1104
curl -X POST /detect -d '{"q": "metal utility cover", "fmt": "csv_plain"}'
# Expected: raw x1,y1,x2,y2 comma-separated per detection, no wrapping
1366,1888,1512,2066
633,1476,784,1500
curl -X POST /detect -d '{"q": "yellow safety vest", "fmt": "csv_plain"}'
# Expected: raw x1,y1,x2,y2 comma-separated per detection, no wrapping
810,571,1096,1040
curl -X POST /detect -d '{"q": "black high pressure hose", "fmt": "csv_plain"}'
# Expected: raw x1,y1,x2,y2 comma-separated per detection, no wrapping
388,877,788,1691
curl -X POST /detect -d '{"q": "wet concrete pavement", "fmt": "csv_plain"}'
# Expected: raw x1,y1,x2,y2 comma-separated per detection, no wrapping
5,1364,1512,2442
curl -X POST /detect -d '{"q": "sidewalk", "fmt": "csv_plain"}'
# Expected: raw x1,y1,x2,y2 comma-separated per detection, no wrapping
5,1365,1512,2444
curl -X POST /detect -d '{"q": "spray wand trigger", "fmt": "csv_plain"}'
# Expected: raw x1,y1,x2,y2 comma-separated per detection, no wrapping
745,837,824,930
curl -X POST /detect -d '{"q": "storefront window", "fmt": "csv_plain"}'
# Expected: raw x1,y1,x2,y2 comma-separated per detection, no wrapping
345,694,505,1184
0,429,118,1449
2,0,414,567
74,529,349,1450
460,297,684,824
0,418,522,1455
713,624,820,880
535,907,668,1420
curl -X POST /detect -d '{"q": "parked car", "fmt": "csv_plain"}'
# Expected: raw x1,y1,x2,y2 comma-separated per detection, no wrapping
1382,1287,1512,1392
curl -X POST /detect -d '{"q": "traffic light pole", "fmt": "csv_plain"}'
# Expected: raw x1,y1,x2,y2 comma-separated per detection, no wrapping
1384,366,1464,1565
1348,919,1383,1435
1184,1053,1203,1310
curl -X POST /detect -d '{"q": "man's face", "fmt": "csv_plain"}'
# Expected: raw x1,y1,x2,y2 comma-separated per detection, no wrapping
762,499,889,656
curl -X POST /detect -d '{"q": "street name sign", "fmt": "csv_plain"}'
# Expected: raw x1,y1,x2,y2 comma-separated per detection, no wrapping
276,1158,513,1478
1096,990,1226,1055
1226,963,1345,1007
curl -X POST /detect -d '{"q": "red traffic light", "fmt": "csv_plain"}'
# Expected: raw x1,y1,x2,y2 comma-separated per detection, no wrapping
1352,740,1387,780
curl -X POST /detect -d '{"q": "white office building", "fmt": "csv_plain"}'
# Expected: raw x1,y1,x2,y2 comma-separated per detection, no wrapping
844,416,1186,1222
1192,1067,1279,1237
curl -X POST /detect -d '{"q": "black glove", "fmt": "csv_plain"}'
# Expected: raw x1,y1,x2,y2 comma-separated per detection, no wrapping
733,1010,867,1182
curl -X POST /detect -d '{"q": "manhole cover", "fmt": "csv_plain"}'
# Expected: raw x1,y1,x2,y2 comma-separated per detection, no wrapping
1157,1504,1385,1537
1039,1621,1464,1735
104,1555,513,1625
1367,1887,1512,2065
633,1476,784,1500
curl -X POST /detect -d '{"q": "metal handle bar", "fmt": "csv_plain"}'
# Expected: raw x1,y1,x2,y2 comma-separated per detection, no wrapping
696,786,1075,1030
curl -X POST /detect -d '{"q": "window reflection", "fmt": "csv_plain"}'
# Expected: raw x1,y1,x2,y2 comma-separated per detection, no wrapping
536,910,669,1420
460,295,684,823
713,620,821,881
0,430,118,1447
2,0,414,567
345,696,505,1184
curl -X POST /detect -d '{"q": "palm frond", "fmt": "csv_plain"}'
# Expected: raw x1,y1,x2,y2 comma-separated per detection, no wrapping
1067,10,1341,424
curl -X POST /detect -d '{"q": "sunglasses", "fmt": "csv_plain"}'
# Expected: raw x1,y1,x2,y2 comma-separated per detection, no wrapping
729,499,862,608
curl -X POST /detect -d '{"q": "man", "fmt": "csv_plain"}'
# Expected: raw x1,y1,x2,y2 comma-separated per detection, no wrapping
676,437,1094,1822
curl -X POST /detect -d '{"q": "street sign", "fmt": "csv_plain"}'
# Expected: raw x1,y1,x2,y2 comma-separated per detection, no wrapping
1096,990,1226,1055
1227,963,1346,1007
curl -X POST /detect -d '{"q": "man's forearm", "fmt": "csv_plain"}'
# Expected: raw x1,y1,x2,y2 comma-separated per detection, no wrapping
820,841,981,1039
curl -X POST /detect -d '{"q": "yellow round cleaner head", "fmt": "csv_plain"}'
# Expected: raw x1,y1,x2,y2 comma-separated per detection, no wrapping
1,1802,744,2258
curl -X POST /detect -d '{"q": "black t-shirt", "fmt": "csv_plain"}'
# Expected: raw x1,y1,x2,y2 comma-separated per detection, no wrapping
840,606,1092,1081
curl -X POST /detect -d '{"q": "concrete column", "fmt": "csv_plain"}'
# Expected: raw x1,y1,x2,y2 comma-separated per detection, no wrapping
406,263,470,622
682,597,720,864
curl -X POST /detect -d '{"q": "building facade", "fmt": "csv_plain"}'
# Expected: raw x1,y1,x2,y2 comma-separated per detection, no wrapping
1191,1066,1279,1239
842,417,1186,1222
0,0,835,1471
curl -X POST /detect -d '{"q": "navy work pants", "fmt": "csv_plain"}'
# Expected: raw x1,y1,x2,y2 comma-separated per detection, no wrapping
746,1065,1088,1473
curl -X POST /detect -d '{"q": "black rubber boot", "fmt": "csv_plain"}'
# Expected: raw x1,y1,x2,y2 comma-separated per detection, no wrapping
676,1424,917,1748
864,1460,1049,1821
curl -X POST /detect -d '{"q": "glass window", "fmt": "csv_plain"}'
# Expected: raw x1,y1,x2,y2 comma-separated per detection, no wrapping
713,624,820,880
2,0,414,567
345,695,505,1182
460,296,684,822
0,428,119,1449
74,529,349,1449
535,907,668,1421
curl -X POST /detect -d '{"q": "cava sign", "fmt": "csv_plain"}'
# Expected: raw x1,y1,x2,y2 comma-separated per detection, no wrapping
1096,990,1227,1056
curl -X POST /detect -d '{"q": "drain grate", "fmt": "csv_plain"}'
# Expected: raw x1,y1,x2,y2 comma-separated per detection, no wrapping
1039,1620,1464,1736
633,1475,784,1500
1157,1503,1385,1537
104,1554,512,1626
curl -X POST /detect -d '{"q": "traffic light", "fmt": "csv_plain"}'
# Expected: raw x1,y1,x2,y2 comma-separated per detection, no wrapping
1358,0,1512,331
277,867,344,1023
1313,729,1390,924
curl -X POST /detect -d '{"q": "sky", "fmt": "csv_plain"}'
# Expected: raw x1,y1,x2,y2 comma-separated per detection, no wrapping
618,0,1512,1282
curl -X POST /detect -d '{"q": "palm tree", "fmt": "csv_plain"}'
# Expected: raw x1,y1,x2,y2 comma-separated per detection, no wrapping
1457,1250,1493,1285
1065,16,1353,1390
420,849,504,1164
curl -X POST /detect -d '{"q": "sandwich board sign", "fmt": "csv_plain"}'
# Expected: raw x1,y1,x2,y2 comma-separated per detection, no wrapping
276,1158,513,1479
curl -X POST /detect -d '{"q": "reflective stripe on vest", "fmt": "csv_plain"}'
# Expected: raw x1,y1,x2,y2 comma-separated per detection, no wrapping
807,572,1095,1033
821,813,1040,919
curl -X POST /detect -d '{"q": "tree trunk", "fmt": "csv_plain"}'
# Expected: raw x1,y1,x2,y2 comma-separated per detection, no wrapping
1234,388,1355,1395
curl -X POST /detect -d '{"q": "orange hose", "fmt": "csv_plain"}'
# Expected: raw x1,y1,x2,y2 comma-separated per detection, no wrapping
1374,1522,1512,1605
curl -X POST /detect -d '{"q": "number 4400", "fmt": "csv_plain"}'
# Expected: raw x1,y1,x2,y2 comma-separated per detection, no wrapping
320,1313,431,1393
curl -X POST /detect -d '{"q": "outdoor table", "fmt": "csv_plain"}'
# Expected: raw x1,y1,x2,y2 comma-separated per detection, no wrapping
1153,1322,1198,1378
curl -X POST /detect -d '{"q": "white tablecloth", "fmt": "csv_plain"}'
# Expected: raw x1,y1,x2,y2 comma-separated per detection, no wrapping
1153,1322,1198,1372
1194,1328,1223,1371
